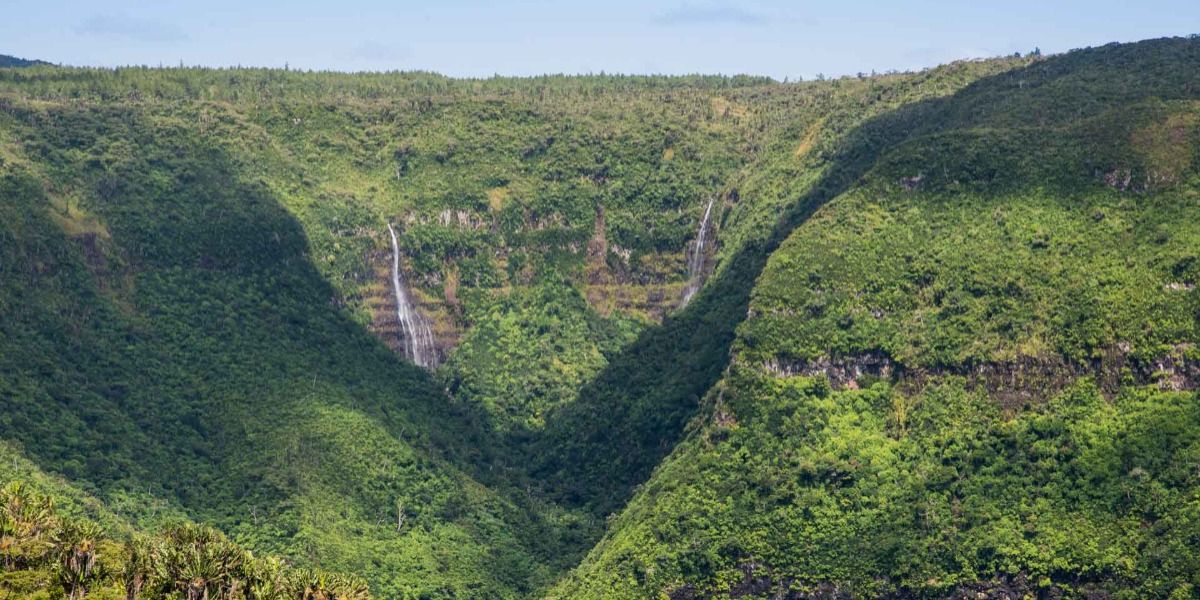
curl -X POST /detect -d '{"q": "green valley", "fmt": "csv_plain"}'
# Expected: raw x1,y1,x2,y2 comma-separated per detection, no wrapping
1,34,1199,599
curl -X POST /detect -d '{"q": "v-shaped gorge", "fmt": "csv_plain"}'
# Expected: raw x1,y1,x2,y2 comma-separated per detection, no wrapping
2,36,1200,599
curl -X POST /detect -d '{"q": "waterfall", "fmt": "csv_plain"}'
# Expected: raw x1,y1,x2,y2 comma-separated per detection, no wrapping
680,198,715,306
386,223,438,368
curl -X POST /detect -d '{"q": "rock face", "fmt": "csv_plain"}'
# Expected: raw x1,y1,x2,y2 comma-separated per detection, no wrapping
763,351,896,387
764,345,1200,406
583,204,695,321
363,202,709,357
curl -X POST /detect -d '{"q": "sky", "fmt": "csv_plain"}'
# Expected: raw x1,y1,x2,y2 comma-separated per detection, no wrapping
3,0,1199,80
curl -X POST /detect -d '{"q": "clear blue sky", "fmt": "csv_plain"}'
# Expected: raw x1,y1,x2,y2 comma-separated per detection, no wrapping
4,1,1198,79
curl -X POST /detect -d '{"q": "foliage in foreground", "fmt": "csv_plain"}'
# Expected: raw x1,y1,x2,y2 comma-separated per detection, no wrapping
0,481,369,600
3,34,1200,600
0,45,1027,598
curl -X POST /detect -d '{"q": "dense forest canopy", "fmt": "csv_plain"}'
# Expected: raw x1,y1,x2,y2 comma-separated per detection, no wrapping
2,35,1200,599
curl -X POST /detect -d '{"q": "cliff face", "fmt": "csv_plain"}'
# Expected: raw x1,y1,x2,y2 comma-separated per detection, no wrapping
764,344,1200,409
361,203,703,364
583,204,696,322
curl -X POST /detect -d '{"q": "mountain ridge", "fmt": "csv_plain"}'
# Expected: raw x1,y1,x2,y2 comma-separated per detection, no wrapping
0,54,52,68
1,35,1199,599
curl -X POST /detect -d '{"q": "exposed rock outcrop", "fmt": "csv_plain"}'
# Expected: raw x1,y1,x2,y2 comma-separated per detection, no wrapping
764,345,1200,407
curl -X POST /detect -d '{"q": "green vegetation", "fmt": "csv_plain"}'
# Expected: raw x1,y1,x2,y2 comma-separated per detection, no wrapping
552,371,1200,599
529,55,1032,516
556,37,1200,598
0,60,809,597
0,103,562,597
3,35,1200,599
0,480,370,599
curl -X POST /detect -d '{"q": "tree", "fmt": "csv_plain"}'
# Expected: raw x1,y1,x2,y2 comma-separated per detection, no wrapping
55,520,105,600
154,524,246,600
0,482,55,570
121,536,153,600
287,568,370,600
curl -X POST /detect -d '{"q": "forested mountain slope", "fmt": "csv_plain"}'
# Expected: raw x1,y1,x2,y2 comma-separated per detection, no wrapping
2,35,1199,600
0,104,563,597
529,56,1029,515
551,37,1200,599
0,64,844,597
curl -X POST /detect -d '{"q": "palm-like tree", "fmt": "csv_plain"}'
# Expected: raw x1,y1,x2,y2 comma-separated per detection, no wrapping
55,519,106,600
243,555,285,600
326,573,370,600
121,535,153,600
0,481,373,600
153,524,246,600
0,482,56,570
286,568,370,600
286,567,331,600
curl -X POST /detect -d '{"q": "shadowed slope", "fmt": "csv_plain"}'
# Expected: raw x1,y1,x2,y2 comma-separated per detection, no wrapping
549,36,1200,599
0,103,561,598
528,56,1037,516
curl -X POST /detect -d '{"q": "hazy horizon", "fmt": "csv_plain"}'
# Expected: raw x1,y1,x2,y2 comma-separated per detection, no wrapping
5,1,1199,80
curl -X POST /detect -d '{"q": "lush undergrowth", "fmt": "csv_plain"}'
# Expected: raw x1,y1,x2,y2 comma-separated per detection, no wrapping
0,111,561,597
3,35,1200,600
0,480,372,599
556,37,1200,598
551,370,1200,599
527,56,1030,516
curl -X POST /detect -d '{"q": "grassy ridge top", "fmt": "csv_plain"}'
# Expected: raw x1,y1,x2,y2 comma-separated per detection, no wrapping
0,54,52,68
0,64,774,104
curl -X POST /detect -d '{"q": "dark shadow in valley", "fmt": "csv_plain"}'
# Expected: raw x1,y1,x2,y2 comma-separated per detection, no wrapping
5,36,1199,593
526,36,1200,518
524,90,957,516
0,101,506,546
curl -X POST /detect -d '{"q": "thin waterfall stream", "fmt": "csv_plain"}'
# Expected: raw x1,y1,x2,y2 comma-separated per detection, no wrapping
387,223,438,368
680,198,715,306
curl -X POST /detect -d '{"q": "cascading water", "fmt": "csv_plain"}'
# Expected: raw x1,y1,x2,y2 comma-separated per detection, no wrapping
680,198,715,306
387,223,438,368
